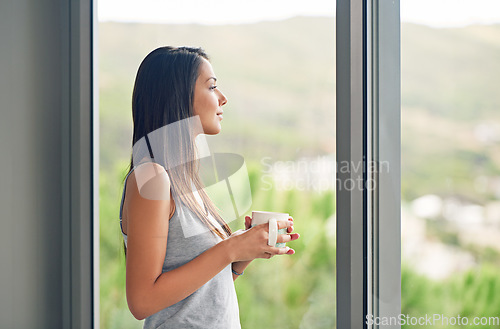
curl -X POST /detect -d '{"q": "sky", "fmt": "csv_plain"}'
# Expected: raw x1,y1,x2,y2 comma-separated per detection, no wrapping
98,0,500,28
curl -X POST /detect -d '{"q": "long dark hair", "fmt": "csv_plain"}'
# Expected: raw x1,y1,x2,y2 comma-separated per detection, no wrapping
124,46,232,255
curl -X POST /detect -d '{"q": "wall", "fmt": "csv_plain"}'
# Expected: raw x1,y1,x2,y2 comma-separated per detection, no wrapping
0,1,95,328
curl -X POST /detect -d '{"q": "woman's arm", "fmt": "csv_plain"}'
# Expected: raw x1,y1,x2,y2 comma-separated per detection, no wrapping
124,165,293,320
231,261,251,281
230,216,253,280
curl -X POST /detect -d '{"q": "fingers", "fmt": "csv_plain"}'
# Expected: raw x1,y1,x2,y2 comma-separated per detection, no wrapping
276,234,292,244
254,222,299,240
287,216,294,233
244,215,252,230
261,246,295,259
265,246,294,256
277,218,293,230
252,218,300,243
243,216,299,259
276,232,300,244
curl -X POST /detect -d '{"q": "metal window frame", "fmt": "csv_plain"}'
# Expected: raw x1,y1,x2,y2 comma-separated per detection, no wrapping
368,1,401,328
336,0,367,328
336,1,401,328
61,0,99,328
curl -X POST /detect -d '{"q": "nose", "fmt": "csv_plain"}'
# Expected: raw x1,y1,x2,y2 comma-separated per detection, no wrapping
218,89,228,106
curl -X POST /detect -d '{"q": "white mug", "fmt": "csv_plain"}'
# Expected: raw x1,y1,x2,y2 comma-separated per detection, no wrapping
251,211,289,248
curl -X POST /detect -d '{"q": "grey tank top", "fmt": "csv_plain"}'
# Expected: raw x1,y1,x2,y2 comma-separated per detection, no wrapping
119,167,241,329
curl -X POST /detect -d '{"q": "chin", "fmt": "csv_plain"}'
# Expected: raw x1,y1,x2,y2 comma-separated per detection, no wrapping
211,126,222,135
202,123,221,135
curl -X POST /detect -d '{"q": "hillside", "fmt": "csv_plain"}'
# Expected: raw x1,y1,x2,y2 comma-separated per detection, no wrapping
99,17,336,174
401,23,500,200
99,17,500,201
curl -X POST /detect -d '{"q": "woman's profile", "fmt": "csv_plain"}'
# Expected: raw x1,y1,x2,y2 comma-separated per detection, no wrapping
118,46,300,328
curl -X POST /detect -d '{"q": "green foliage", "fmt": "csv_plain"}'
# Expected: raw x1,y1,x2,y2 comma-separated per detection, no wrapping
98,18,500,329
402,265,500,329
400,23,500,201
100,164,336,329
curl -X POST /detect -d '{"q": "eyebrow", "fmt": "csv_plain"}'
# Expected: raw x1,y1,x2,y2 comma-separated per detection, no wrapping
205,77,217,83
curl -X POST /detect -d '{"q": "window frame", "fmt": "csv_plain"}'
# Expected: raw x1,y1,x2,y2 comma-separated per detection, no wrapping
336,1,401,328
367,1,401,328
61,0,98,328
77,0,401,326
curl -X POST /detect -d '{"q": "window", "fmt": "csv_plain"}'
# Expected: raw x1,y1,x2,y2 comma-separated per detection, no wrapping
337,1,500,329
93,1,500,328
400,1,500,328
336,1,401,328
97,1,336,328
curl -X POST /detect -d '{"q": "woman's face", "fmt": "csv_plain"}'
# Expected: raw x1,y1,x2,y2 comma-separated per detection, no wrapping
193,58,228,135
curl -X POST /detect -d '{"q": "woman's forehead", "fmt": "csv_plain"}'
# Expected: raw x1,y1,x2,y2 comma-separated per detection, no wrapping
198,58,215,78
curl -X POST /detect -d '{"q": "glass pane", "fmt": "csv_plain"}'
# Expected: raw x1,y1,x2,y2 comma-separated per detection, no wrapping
98,1,336,328
401,1,500,328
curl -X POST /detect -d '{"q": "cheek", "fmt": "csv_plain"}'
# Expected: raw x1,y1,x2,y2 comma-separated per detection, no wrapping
194,92,218,118
193,98,206,117
208,95,218,109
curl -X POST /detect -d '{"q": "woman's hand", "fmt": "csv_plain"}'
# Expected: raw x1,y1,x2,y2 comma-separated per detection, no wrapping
225,216,300,263
244,215,300,248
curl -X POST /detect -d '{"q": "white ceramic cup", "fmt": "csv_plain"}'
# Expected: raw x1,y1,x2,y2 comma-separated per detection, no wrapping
251,211,289,248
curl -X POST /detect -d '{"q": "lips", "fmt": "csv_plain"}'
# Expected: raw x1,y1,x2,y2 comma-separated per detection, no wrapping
216,111,223,119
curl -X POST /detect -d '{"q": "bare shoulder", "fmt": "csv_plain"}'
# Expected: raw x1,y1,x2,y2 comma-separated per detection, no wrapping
129,163,171,201
122,163,173,235
124,162,171,225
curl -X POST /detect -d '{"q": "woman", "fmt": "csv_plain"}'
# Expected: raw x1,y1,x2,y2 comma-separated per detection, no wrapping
118,46,300,328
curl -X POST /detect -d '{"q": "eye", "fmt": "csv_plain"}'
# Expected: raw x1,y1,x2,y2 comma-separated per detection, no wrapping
209,85,218,90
